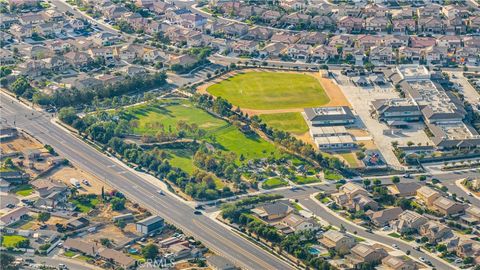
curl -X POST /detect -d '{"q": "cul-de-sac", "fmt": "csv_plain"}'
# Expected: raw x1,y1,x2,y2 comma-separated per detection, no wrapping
1,0,480,269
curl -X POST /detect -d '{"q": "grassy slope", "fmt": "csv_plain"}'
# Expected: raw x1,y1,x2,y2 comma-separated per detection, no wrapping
206,72,330,110
262,177,288,189
126,100,279,161
259,112,309,135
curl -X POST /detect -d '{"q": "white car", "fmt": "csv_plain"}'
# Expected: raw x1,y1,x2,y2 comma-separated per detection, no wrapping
392,244,399,249
419,257,426,262
157,190,164,195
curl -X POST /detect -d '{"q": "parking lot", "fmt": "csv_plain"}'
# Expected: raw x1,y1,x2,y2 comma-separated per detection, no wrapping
333,72,432,167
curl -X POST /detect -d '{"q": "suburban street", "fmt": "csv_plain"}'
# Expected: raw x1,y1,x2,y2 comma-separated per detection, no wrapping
0,92,295,270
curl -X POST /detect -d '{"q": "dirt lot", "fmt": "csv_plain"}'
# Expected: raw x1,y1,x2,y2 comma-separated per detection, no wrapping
83,223,140,247
45,165,111,195
0,133,43,155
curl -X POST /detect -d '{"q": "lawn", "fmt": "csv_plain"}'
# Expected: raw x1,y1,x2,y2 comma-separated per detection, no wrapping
63,251,77,257
293,175,320,184
324,170,343,181
388,232,401,238
71,197,99,213
124,100,280,162
1,235,27,248
13,184,33,196
206,72,330,110
262,177,288,189
259,112,309,135
339,153,359,168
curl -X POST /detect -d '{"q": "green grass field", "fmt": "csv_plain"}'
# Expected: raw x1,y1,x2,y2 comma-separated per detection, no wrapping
339,153,359,168
293,175,319,184
206,72,329,110
1,235,27,248
259,112,309,135
71,197,99,213
125,100,279,162
13,184,33,196
262,177,288,189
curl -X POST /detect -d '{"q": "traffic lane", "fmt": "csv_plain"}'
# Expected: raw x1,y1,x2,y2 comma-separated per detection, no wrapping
299,198,454,270
0,96,294,270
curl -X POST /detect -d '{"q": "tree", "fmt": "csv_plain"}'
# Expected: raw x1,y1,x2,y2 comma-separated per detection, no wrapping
363,179,371,188
0,253,18,270
10,76,31,96
37,212,51,223
391,176,400,184
110,197,125,211
142,244,159,260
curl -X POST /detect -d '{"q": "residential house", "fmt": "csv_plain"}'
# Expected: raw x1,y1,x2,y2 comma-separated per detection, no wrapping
280,213,318,233
392,19,416,33
456,239,480,258
270,32,300,44
419,221,453,244
367,207,403,227
338,16,364,33
345,244,388,267
287,44,311,60
311,15,334,30
418,17,444,34
390,210,428,234
66,217,89,230
103,5,129,20
369,46,395,65
310,45,338,62
461,205,480,225
381,255,417,270
180,13,207,29
282,12,310,26
387,182,421,197
0,207,29,227
416,186,441,207
410,36,436,48
222,23,248,37
432,197,465,216
251,201,293,221
261,10,282,23
31,179,69,209
63,51,91,67
244,27,272,40
63,238,99,257
319,230,355,254
437,35,462,49
258,42,287,59
99,248,136,269
365,17,389,32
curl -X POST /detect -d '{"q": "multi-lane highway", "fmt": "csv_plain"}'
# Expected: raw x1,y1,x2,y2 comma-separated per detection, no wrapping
0,92,294,270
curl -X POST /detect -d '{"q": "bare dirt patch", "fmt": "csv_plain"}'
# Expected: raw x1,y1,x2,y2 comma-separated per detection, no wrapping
45,165,111,195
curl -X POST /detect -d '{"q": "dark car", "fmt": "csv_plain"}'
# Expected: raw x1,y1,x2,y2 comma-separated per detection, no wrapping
194,211,202,215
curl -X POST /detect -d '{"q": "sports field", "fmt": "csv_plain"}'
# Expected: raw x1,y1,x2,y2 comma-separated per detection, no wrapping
206,72,330,110
259,112,309,135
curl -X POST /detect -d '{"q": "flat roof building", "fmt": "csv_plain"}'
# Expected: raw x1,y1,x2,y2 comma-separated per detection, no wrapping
136,215,164,234
304,106,356,126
